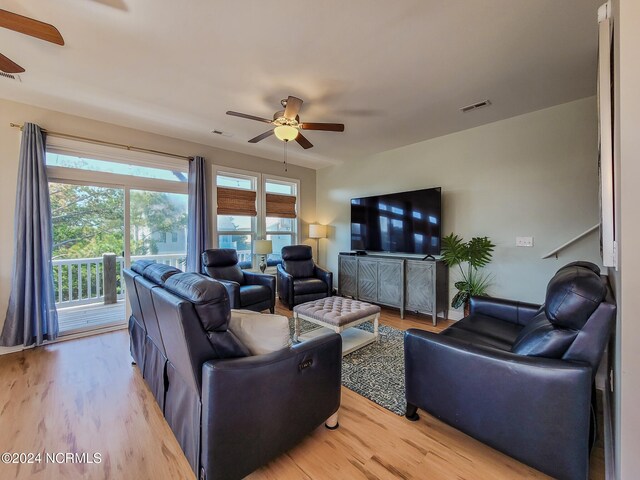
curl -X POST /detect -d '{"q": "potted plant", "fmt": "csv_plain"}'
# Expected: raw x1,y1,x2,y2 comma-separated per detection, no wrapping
441,233,495,315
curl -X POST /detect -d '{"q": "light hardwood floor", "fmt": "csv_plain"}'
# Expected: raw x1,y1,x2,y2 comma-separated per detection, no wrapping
0,301,603,480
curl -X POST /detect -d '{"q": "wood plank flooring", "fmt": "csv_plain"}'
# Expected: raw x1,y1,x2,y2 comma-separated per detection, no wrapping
0,301,604,480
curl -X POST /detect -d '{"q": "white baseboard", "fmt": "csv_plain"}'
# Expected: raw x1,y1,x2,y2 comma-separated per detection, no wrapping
447,309,464,321
0,344,31,356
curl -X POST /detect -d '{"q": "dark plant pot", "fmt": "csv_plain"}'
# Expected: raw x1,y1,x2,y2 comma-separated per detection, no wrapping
464,302,470,317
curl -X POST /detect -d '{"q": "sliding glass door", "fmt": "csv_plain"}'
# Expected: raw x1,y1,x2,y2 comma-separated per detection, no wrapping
46,146,189,335
51,182,126,333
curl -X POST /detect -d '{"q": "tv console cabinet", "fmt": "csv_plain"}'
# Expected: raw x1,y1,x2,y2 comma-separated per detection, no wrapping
337,253,448,325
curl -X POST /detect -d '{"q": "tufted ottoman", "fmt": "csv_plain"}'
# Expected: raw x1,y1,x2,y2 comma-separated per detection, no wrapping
293,297,380,355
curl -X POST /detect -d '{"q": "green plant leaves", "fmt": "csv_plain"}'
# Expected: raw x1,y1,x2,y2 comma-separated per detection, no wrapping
467,269,492,296
443,233,495,309
452,290,469,309
441,233,494,268
467,236,495,268
441,233,467,267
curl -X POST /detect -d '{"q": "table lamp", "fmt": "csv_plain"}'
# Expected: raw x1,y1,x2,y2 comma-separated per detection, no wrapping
254,240,273,273
309,224,327,262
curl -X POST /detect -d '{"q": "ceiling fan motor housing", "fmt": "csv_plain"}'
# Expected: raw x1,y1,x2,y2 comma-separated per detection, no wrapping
273,110,300,127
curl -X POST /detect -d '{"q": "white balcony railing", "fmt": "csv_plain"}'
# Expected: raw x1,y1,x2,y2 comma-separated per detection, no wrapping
236,250,252,265
53,254,185,309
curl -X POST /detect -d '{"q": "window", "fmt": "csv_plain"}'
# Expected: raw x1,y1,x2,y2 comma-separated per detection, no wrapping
265,180,295,195
214,168,299,268
265,178,298,263
215,171,258,266
47,153,187,182
217,173,254,190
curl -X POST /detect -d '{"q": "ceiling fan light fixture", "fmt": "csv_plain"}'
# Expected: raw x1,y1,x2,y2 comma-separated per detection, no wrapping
274,125,299,142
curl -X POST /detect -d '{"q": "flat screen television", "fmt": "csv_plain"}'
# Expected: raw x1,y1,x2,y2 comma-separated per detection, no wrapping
350,187,441,255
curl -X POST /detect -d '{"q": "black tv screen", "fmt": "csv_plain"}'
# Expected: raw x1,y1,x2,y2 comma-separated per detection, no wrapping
350,187,441,255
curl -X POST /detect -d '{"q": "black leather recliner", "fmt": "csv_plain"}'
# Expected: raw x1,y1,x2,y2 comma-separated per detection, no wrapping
123,259,154,368
276,245,333,309
404,261,616,480
124,261,181,410
124,262,342,480
202,249,275,313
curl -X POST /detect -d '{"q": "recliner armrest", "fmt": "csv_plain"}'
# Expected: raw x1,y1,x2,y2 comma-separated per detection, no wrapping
244,271,276,311
314,265,333,294
276,263,293,282
276,264,294,308
404,328,591,480
243,271,276,289
469,295,541,325
216,279,241,309
201,332,342,480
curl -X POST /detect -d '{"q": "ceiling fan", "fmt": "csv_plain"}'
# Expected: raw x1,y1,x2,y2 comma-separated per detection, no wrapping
0,9,64,74
226,96,345,150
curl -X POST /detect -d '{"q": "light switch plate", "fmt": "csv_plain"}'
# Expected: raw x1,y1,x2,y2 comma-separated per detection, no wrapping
516,236,534,247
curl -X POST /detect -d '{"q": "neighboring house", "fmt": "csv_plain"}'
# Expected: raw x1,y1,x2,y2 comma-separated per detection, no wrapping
152,229,187,254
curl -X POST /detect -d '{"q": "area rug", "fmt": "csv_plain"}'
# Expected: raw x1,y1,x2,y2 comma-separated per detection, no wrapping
289,318,406,415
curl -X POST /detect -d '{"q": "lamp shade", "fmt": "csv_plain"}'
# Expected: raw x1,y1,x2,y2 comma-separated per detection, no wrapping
309,224,327,239
254,240,273,255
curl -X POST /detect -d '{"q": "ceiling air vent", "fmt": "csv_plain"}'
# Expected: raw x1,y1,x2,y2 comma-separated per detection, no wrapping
211,129,233,137
460,99,491,113
0,72,21,82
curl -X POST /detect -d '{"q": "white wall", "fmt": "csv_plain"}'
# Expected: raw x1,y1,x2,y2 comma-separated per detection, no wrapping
317,97,601,312
0,98,316,346
612,0,640,477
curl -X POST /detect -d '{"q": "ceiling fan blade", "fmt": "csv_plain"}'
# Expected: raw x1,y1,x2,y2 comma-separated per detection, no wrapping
300,122,345,132
0,52,25,73
283,96,303,120
295,132,313,149
0,9,64,45
226,111,273,123
248,130,274,143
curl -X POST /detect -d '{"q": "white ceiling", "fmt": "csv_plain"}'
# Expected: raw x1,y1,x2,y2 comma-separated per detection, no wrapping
0,0,601,169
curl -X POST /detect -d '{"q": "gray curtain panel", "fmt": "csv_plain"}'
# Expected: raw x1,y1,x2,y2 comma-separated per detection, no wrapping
1,123,59,347
186,156,209,273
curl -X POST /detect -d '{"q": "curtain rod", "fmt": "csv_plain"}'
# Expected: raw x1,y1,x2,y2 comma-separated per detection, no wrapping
9,123,192,161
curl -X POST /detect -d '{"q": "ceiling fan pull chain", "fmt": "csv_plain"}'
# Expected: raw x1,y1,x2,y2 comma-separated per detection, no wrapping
284,141,288,172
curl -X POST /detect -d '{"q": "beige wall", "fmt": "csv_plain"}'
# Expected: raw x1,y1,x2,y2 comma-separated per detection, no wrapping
0,98,316,337
612,0,640,477
317,97,601,314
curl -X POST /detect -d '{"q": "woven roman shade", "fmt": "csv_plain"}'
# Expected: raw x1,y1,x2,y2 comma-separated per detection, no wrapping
217,187,257,216
266,193,297,219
